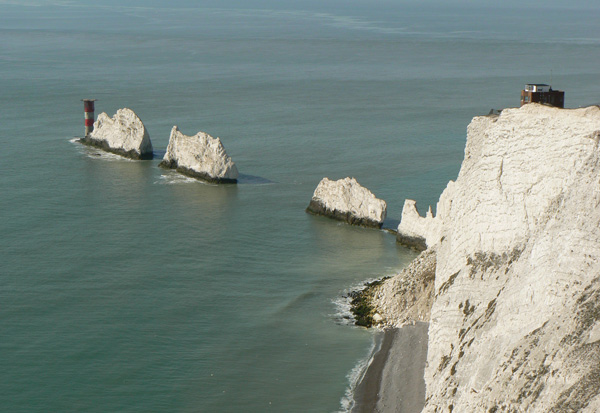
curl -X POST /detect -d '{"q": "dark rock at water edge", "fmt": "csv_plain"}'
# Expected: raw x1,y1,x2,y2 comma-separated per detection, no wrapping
305,199,383,228
396,231,427,251
348,277,390,327
79,136,153,160
158,159,238,184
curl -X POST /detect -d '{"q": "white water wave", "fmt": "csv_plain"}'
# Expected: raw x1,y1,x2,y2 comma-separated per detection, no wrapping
331,278,379,326
332,271,399,411
155,173,203,185
330,267,400,326
337,331,381,413
69,138,135,162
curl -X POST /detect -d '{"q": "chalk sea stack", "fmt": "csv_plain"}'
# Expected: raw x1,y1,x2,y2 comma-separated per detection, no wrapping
79,108,153,160
159,126,238,184
306,177,387,228
395,199,443,251
357,104,600,411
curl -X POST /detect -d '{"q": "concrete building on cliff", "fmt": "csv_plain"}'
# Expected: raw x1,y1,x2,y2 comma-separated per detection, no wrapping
520,83,564,108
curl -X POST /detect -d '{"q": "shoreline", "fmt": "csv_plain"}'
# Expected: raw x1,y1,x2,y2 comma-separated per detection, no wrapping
351,323,428,413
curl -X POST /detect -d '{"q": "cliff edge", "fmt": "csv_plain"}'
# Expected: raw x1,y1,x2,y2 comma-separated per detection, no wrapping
372,104,600,411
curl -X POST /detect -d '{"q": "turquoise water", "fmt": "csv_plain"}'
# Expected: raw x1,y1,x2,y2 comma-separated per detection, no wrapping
1,2,599,412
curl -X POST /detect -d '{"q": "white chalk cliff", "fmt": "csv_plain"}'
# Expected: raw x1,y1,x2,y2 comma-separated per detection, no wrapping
160,126,239,183
374,104,600,411
306,177,387,228
82,108,153,159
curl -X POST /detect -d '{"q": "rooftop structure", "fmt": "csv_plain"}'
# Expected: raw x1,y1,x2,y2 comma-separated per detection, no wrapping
521,84,564,108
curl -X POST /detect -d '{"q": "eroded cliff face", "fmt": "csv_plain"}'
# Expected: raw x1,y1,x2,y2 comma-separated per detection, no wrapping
378,104,600,411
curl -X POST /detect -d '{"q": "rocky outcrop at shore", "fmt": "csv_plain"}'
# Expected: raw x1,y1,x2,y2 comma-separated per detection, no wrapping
396,195,449,250
159,126,239,184
306,177,386,228
351,247,436,328
368,104,600,411
79,108,153,160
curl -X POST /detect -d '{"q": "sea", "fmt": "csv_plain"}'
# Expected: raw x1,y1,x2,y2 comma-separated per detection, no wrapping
1,1,599,412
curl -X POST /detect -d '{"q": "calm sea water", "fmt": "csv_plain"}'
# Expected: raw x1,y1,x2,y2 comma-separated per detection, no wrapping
1,2,599,412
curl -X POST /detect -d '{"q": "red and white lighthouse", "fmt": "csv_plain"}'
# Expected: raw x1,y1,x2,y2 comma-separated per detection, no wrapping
82,99,97,136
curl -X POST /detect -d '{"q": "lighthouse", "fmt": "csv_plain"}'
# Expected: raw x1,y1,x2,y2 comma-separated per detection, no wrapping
82,99,97,136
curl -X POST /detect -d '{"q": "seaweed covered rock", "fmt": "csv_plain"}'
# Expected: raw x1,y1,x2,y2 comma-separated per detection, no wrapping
79,108,153,160
159,126,238,184
306,177,386,228
349,277,391,327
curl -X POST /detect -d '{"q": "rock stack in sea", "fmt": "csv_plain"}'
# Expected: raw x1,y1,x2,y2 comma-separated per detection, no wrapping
395,199,444,251
306,177,387,228
159,126,239,184
79,108,153,160
364,103,600,411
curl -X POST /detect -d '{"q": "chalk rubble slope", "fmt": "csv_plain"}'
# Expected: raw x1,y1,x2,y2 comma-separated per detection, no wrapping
374,104,600,411
306,177,386,228
159,126,238,184
81,108,153,159
369,247,437,327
